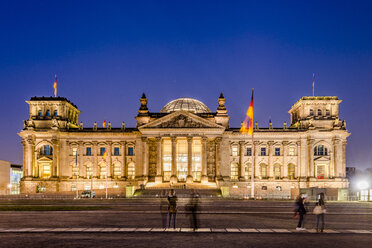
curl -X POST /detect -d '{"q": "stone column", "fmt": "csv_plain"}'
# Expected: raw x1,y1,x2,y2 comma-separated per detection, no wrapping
107,142,112,178
52,139,60,177
201,137,208,183
78,142,84,178
300,138,307,178
187,136,193,183
170,136,177,183
282,141,288,178
141,137,148,180
296,141,301,178
25,138,34,178
121,141,126,179
254,141,260,178
268,141,274,178
155,137,162,183
93,142,98,178
215,137,222,180
239,141,245,180
341,140,347,178
308,139,314,177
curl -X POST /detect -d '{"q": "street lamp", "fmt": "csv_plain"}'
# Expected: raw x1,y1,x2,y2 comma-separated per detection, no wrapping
357,181,369,190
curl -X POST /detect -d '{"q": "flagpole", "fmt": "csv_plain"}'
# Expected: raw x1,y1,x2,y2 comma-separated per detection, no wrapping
312,73,315,97
76,150,79,199
250,88,255,199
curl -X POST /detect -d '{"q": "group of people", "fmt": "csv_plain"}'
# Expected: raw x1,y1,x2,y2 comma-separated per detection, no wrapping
294,192,326,232
161,189,199,230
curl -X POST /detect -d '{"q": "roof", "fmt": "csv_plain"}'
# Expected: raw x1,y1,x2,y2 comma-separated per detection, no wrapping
29,96,78,109
160,98,211,114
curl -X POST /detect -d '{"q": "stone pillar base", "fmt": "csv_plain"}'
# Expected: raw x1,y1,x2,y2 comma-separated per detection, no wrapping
170,175,178,184
201,175,209,184
186,175,193,183
155,176,163,183
239,177,246,181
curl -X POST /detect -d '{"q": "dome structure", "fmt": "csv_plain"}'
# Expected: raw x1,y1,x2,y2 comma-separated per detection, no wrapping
160,98,211,114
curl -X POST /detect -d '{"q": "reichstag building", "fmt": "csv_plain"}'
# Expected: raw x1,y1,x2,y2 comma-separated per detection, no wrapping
19,93,350,199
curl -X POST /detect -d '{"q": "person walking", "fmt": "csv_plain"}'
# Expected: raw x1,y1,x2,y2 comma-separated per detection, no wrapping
167,189,178,229
188,189,200,230
295,194,307,231
314,193,326,233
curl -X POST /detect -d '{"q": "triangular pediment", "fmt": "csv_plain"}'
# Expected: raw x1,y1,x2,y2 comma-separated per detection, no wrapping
37,156,53,162
139,111,224,129
314,156,330,162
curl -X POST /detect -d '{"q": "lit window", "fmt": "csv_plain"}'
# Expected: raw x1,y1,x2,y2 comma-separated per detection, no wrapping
274,165,281,179
128,147,134,156
318,109,322,116
245,164,252,180
72,147,77,156
309,109,313,116
114,147,120,156
260,164,267,179
314,145,328,156
288,164,295,179
86,147,91,156
288,147,295,156
275,147,280,156
100,147,105,156
232,146,238,156
246,147,252,156
40,145,53,156
162,140,171,181
127,162,135,179
316,164,325,179
260,147,266,156
230,163,239,180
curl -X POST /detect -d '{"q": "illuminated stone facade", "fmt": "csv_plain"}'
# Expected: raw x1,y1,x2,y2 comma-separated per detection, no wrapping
19,94,350,198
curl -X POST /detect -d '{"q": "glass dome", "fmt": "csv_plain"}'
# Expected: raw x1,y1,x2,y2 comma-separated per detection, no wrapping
160,98,211,114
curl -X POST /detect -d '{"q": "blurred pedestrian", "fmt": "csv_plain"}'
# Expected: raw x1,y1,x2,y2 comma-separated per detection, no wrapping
188,189,199,230
167,189,178,229
295,194,307,231
313,193,326,232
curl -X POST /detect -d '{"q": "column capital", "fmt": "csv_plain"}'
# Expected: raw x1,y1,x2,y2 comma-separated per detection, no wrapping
171,136,177,142
187,136,193,142
141,136,147,143
156,137,162,142
282,141,289,146
254,141,260,146
239,141,245,146
202,136,208,142
215,137,222,143
267,141,274,146
296,141,301,146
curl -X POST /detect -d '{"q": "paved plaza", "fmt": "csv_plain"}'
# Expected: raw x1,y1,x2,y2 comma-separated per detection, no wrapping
0,199,371,247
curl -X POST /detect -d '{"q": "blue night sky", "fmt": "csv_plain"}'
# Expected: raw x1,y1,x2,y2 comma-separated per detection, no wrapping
0,0,371,169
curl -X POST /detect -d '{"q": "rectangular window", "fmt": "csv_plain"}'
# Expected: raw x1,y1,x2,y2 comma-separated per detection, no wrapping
100,147,105,156
246,147,252,156
128,147,134,156
114,147,119,156
309,109,313,116
86,147,91,156
72,147,77,156
288,147,295,156
275,147,280,156
262,186,267,190
326,109,330,116
232,146,238,156
260,147,266,156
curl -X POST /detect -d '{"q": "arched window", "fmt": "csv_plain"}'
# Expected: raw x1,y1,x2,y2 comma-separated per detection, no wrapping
127,162,135,179
288,164,295,179
230,162,239,180
86,162,93,178
260,164,268,179
113,162,121,178
245,163,252,180
274,164,281,180
40,145,53,156
314,145,328,156
317,109,322,116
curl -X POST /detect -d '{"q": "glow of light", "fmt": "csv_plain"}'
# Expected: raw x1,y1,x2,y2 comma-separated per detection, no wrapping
232,185,238,189
113,185,119,188
357,181,369,190
7,184,12,189
99,185,104,189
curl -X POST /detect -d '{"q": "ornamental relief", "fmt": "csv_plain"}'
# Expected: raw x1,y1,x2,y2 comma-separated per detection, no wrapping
154,114,211,128
207,140,216,177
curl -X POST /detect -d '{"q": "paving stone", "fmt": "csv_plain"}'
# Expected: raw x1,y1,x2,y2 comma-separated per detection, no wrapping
83,228,103,232
195,228,211,232
180,228,194,232
348,230,372,234
257,229,273,233
51,228,70,232
165,228,181,232
225,228,241,232
100,228,120,232
117,228,136,232
272,229,291,233
30,228,50,232
135,228,152,232
323,229,339,233
211,228,227,232
239,228,259,233
150,228,165,232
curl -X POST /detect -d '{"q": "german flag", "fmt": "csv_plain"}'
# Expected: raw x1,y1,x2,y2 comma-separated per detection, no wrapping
53,75,57,97
103,120,106,128
240,89,254,135
103,148,107,159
